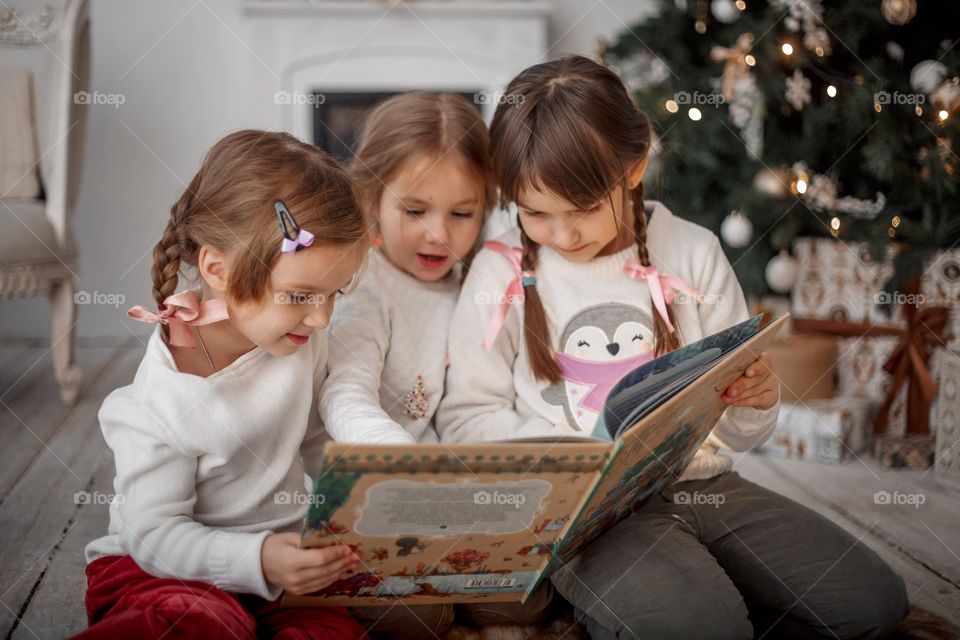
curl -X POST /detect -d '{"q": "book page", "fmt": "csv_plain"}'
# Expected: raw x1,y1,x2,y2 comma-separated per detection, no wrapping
284,441,610,607
556,315,787,562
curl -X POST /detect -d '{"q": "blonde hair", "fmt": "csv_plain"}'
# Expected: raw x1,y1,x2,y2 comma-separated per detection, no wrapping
151,129,367,325
351,91,494,229
490,56,680,383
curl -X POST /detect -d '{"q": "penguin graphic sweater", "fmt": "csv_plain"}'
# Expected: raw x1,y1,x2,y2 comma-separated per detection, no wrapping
436,201,779,482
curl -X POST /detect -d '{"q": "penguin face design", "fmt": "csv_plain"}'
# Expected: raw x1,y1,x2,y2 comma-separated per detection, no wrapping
541,303,656,433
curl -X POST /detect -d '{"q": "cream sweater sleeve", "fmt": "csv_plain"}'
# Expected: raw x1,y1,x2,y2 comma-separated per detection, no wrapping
437,250,559,443
696,235,780,452
319,284,417,444
100,395,279,600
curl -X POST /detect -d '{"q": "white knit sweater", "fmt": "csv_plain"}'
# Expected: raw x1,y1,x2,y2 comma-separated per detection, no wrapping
84,326,331,600
437,201,779,481
320,248,460,444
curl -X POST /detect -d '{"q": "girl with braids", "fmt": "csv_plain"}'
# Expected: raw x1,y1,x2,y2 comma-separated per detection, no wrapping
437,57,907,639
78,130,369,639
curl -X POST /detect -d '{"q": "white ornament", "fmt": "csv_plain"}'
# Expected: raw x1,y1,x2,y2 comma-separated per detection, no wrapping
765,251,799,293
910,60,947,94
721,211,754,248
711,0,740,23
753,168,788,197
785,69,812,111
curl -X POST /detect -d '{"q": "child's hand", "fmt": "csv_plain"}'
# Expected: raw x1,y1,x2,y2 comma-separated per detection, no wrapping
261,532,360,595
722,352,779,410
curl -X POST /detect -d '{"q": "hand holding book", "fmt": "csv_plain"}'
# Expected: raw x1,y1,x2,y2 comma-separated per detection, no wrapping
721,352,780,410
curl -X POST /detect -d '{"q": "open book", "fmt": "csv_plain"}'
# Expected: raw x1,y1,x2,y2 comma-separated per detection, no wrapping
284,313,788,607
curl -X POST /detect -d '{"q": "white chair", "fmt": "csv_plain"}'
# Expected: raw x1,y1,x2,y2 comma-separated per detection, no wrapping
0,0,90,405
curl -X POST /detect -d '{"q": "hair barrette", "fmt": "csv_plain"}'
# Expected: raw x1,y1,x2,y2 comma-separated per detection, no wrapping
275,200,315,254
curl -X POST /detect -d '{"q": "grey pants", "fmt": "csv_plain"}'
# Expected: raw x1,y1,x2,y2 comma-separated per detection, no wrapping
551,471,909,640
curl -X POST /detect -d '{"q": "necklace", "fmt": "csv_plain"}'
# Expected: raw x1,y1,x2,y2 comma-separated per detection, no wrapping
195,325,217,374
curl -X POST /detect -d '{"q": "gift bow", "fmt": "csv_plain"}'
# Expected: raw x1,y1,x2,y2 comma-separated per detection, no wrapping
482,240,535,350
623,259,699,334
127,290,229,348
793,298,950,434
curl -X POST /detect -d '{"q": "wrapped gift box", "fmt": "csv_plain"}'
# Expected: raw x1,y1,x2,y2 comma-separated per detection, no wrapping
921,250,960,348
792,238,904,327
756,397,873,464
767,334,836,403
933,348,960,494
835,336,908,437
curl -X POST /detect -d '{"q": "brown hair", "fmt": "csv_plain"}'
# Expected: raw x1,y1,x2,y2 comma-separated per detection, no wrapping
151,129,368,329
350,91,493,247
490,55,681,383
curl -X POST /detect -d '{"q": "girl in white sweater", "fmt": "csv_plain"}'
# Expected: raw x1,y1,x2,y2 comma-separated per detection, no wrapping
318,92,559,637
80,131,368,639
438,56,907,639
319,92,490,447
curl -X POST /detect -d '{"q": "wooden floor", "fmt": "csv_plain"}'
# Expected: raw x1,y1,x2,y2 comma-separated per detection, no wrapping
0,338,958,639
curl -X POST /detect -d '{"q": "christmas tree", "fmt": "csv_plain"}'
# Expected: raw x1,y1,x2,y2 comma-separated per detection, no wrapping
602,0,960,298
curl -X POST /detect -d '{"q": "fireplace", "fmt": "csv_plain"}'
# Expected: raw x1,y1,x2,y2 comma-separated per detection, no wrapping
240,1,550,146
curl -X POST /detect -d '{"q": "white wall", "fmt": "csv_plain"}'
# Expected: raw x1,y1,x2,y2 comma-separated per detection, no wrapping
0,0,654,339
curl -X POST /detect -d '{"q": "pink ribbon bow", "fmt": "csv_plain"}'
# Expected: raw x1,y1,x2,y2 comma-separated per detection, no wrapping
127,290,229,348
281,228,315,254
482,240,534,350
623,259,699,334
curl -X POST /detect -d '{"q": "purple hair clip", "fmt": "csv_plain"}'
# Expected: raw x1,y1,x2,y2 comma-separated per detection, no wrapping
275,200,315,254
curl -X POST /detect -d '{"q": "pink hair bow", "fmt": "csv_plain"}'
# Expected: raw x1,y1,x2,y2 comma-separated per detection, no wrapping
127,290,229,348
623,259,699,334
482,240,535,350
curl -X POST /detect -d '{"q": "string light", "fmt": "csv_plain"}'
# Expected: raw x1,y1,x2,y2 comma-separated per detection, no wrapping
830,216,841,237
735,0,746,9
826,85,837,97
796,178,808,194
874,103,883,112
688,107,703,121
781,43,794,56
745,54,756,66
939,110,950,121
915,106,923,116
665,99,679,113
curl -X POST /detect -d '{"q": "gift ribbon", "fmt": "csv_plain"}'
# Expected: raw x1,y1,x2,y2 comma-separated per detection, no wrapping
793,292,950,434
